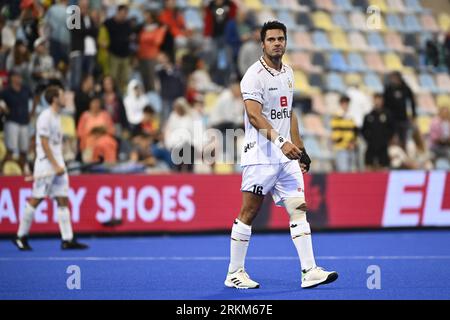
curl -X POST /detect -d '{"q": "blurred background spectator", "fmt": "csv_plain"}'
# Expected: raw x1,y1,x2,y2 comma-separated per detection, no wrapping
331,95,358,172
0,0,449,176
362,93,394,171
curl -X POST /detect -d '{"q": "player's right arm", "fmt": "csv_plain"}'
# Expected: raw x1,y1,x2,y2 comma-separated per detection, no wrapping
244,99,302,160
40,136,65,176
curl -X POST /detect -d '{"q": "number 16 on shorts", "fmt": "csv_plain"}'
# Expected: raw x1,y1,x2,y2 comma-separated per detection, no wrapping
252,185,264,195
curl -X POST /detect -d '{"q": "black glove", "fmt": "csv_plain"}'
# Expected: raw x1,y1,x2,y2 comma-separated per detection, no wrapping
299,148,311,172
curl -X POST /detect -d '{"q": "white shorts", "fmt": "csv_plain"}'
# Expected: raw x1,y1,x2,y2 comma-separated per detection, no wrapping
32,159,69,198
241,161,305,206
4,121,29,155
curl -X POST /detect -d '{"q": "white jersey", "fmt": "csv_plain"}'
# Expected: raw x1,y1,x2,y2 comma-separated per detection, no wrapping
35,107,64,167
240,57,295,166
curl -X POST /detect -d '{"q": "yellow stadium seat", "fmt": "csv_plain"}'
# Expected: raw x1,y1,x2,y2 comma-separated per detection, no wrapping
416,115,432,135
188,0,202,7
313,11,333,31
204,92,219,113
60,114,76,138
437,94,450,108
369,0,388,13
330,31,350,51
2,160,22,176
214,162,234,174
294,71,320,96
244,0,263,11
344,73,363,86
384,52,404,71
438,13,450,31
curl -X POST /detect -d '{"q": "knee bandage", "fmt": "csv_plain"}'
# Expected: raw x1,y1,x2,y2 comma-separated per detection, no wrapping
284,197,307,222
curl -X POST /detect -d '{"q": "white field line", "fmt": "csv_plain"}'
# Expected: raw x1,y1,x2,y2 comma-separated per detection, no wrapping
1,255,450,262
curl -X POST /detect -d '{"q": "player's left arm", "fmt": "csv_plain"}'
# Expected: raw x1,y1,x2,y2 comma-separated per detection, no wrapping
290,111,311,173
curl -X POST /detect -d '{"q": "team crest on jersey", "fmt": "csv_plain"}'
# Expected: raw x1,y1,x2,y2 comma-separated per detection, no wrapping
287,79,292,89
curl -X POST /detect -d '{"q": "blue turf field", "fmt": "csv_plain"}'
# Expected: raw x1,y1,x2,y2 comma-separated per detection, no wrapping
1,230,450,300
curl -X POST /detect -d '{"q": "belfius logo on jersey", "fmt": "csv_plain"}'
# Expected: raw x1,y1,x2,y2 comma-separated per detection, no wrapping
271,96,291,119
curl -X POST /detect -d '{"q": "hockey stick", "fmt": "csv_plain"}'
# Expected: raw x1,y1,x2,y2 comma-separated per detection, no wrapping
24,157,104,182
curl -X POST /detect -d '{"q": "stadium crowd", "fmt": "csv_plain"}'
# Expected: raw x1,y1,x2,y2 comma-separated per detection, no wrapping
0,0,449,175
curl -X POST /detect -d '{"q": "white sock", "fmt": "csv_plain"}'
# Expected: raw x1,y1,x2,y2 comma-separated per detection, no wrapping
290,219,317,271
57,207,74,241
228,219,252,273
17,202,35,238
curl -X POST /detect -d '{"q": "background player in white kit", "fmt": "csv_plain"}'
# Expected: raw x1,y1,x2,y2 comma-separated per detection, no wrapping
225,21,338,289
13,86,88,251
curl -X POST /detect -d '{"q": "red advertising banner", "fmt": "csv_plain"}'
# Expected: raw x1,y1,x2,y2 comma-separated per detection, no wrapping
0,175,243,234
0,171,449,235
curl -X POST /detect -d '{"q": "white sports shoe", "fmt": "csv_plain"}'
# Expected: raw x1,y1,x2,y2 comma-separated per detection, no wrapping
224,268,260,289
301,266,338,289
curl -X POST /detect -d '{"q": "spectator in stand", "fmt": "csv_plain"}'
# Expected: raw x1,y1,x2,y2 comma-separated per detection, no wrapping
68,0,98,91
74,74,96,125
123,79,150,131
425,36,440,69
237,28,260,77
429,105,450,168
388,134,416,169
346,83,373,170
17,0,41,53
346,84,372,129
203,0,238,85
362,93,394,171
159,0,189,62
444,31,450,72
0,70,34,173
224,9,254,69
29,37,61,94
204,0,237,42
129,133,158,169
138,10,167,92
156,52,185,124
44,0,70,71
406,125,433,170
208,79,244,161
104,5,133,94
101,75,128,134
6,40,31,86
331,95,358,172
209,79,243,131
383,71,416,150
76,95,117,164
97,12,111,76
0,15,16,72
136,105,158,137
164,97,202,172
134,105,175,171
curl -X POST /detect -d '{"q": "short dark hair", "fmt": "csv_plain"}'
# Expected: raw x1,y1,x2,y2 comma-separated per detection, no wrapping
45,86,61,105
260,21,287,42
339,95,350,104
117,4,128,12
373,93,383,99
143,105,155,114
